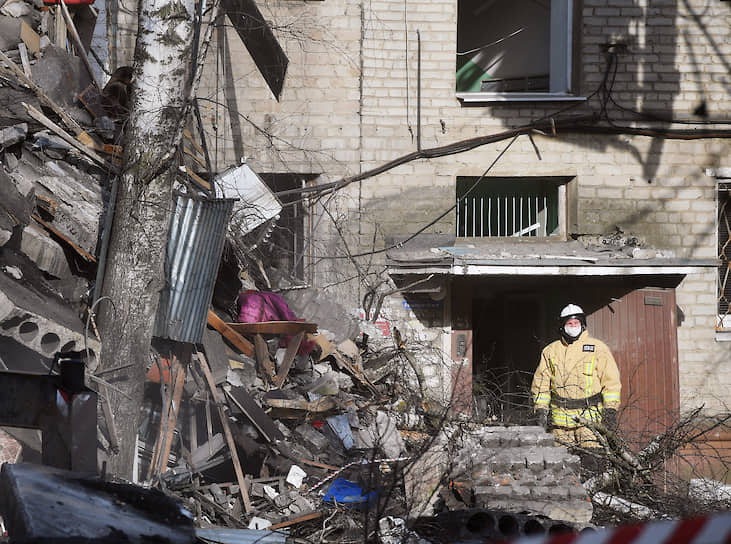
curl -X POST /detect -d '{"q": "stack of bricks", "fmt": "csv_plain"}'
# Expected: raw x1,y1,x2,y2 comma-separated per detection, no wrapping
451,426,593,524
0,429,21,465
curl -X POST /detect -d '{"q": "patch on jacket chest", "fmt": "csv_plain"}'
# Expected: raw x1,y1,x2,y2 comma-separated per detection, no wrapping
583,344,595,352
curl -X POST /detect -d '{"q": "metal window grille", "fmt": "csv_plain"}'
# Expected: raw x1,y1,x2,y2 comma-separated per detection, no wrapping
718,182,731,329
456,178,560,238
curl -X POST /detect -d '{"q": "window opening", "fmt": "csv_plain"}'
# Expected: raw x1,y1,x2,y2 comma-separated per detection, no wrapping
456,177,564,238
456,0,572,97
259,174,314,281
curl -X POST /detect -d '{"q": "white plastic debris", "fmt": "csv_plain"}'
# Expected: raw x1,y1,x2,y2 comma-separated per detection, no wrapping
3,266,22,280
248,517,272,530
286,465,307,489
263,485,279,500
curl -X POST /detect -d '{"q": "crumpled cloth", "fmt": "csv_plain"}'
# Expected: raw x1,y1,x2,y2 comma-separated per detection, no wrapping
237,290,316,355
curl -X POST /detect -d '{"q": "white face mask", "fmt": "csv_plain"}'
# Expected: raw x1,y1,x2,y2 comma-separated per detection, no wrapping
564,324,582,338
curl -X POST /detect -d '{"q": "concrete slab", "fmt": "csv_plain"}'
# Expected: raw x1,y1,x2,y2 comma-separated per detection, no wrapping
20,223,72,279
0,271,100,369
0,463,195,543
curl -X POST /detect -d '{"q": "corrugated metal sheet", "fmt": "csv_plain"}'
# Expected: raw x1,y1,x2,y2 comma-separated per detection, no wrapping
588,288,679,447
195,527,287,544
154,195,235,343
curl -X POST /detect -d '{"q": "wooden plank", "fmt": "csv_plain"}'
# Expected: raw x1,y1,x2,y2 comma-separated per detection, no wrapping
269,512,322,530
17,43,31,78
253,334,275,383
262,396,337,413
225,386,283,443
184,128,205,156
196,351,252,513
201,327,233,385
273,330,304,388
154,356,186,479
20,20,40,56
52,5,66,48
183,145,207,169
32,214,96,262
227,321,318,335
23,103,117,171
207,310,254,357
298,458,339,471
185,167,211,191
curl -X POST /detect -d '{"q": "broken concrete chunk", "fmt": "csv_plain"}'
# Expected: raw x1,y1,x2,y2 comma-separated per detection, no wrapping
20,223,72,279
30,46,92,123
356,411,404,459
2,266,22,280
404,438,448,518
305,372,339,396
294,424,329,452
0,0,32,18
209,483,227,505
274,420,291,438
0,272,100,368
0,123,27,149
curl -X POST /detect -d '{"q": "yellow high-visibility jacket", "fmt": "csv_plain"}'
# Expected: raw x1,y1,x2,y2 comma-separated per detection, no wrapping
531,330,621,428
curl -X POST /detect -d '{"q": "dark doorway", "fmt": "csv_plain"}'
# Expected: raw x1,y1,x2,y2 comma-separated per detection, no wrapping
460,274,683,436
472,292,546,422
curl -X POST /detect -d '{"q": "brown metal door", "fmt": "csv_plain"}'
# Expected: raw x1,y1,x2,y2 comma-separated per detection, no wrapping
587,288,680,445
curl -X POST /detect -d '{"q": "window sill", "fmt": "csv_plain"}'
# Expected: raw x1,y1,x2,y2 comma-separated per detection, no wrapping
715,330,731,342
457,92,587,103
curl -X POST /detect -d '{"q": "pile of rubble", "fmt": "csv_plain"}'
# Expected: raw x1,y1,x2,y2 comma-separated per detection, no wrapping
119,286,594,542
0,4,595,542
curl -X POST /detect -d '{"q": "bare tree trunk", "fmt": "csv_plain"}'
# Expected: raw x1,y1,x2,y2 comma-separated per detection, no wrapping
98,0,195,479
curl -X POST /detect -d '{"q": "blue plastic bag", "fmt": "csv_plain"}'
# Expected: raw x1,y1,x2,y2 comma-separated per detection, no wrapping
322,478,378,509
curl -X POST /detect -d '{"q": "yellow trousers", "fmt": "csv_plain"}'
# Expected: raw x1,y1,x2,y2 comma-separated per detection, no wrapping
552,425,600,449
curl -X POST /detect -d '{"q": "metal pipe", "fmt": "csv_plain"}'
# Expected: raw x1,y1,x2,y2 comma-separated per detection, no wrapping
417,29,421,152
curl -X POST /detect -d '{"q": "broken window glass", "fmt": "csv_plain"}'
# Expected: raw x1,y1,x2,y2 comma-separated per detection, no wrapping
456,0,572,95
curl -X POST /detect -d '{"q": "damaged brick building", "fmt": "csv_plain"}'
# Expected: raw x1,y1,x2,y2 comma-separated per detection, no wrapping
111,0,731,432
0,0,729,539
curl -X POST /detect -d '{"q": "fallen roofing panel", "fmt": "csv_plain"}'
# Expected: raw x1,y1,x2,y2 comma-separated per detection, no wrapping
154,195,235,344
215,163,282,234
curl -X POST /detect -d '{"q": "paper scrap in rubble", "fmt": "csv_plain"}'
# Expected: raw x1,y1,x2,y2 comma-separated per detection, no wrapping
286,465,307,488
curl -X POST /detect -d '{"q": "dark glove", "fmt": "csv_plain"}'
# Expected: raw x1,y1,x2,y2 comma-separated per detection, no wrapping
535,408,548,430
603,408,618,431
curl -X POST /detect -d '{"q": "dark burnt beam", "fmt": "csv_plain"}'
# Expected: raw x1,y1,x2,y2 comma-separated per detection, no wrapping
222,0,289,100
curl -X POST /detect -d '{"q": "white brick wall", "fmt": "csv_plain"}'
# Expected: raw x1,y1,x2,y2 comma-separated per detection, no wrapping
112,0,731,414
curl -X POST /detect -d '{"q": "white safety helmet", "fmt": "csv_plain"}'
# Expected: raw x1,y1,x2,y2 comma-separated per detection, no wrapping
559,303,586,341
560,303,585,320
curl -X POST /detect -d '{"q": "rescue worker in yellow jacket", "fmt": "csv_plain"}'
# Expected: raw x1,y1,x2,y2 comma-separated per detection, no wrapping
531,303,621,449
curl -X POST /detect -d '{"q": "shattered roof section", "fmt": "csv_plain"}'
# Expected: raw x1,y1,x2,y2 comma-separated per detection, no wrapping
385,233,716,273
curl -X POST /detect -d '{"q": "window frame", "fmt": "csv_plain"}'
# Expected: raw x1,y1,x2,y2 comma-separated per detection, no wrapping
717,176,731,334
456,0,583,103
455,176,573,240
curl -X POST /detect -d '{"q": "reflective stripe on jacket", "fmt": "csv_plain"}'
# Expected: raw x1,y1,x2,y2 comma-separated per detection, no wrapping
531,330,621,428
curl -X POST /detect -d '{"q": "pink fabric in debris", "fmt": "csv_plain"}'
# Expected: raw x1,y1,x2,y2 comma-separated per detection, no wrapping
237,291,316,355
